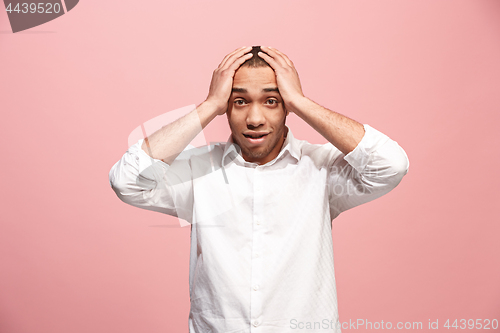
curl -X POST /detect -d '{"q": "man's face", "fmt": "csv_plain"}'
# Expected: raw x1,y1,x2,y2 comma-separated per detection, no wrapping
227,66,288,165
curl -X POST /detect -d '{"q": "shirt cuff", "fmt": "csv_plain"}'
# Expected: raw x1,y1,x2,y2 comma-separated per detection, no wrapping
343,124,391,173
133,138,170,181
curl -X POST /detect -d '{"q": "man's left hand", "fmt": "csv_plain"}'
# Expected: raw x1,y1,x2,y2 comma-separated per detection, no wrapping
258,46,306,113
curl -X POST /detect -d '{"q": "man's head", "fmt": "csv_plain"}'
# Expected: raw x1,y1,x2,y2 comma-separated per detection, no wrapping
227,46,289,165
240,46,272,69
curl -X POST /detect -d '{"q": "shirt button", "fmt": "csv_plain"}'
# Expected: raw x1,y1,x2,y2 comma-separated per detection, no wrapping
256,219,261,225
255,253,260,258
253,285,259,291
253,320,260,327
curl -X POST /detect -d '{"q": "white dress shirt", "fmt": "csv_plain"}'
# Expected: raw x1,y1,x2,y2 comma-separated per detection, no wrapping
109,124,409,333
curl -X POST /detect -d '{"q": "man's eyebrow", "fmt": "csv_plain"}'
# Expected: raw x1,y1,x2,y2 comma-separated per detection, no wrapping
262,87,279,93
231,87,280,93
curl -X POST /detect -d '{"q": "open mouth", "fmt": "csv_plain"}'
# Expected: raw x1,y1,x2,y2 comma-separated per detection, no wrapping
243,132,269,144
243,133,268,139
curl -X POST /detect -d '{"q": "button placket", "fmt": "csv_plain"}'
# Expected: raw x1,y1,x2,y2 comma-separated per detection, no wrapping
250,166,264,331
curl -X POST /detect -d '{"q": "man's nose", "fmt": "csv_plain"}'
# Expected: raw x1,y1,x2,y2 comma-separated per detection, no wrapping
246,104,265,128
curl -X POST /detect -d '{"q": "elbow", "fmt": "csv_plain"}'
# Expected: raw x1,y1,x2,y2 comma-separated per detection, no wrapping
109,172,142,205
109,163,121,192
387,145,410,185
108,161,160,204
108,163,132,201
397,145,410,174
109,169,125,200
109,177,125,197
369,140,410,187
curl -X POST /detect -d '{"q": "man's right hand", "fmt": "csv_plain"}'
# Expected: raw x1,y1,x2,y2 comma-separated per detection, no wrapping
205,46,254,115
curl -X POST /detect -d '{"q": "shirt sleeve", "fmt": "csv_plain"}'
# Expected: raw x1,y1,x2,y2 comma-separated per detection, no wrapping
108,139,195,223
327,124,410,219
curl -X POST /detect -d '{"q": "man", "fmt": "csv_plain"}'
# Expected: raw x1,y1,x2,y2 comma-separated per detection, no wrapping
109,46,409,333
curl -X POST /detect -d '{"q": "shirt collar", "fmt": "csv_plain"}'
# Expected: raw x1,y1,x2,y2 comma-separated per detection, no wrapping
222,126,300,167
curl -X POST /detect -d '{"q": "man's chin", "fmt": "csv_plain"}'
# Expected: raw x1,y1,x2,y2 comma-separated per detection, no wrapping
233,131,283,164
241,146,271,162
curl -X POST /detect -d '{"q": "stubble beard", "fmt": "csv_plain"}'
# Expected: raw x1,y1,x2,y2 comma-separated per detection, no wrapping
230,123,286,164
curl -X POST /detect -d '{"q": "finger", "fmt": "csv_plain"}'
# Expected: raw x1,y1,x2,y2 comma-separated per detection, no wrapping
226,52,254,73
221,47,253,71
219,46,252,69
260,46,288,68
257,51,281,71
266,46,294,67
218,46,247,68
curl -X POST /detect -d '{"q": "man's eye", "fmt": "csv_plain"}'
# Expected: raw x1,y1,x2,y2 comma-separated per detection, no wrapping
234,100,246,106
266,99,278,105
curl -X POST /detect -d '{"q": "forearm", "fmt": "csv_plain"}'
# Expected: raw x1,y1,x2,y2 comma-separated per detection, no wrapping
288,97,365,155
141,101,221,164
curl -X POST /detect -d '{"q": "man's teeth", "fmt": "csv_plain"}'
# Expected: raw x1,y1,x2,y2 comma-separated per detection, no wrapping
246,134,266,138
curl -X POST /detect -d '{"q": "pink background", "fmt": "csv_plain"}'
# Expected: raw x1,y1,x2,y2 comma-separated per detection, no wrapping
1,0,499,332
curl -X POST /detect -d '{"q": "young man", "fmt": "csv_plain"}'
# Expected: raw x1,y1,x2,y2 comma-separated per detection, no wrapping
109,46,409,333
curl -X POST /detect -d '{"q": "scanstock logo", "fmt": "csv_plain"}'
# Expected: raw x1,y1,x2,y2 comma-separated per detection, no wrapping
3,0,79,33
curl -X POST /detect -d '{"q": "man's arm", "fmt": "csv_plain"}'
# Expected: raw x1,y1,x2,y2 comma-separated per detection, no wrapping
258,46,364,155
141,101,218,165
258,46,409,218
109,47,254,218
141,46,254,164
285,97,365,155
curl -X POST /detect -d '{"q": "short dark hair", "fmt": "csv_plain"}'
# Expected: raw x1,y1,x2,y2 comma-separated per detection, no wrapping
241,46,271,68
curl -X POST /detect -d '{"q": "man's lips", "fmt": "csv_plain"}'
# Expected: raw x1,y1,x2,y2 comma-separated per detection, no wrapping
243,132,270,144
243,132,269,139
